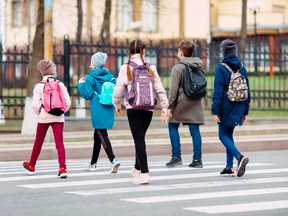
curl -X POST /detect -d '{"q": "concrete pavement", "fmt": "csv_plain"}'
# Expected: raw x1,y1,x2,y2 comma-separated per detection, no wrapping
0,117,288,161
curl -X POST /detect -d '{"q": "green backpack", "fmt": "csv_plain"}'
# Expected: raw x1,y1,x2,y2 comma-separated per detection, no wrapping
94,78,116,105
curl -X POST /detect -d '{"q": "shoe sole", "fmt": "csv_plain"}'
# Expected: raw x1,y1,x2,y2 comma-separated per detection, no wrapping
58,173,68,178
87,168,97,172
189,165,203,168
110,163,120,173
220,173,235,177
133,180,150,185
166,162,183,168
22,166,35,175
237,157,249,177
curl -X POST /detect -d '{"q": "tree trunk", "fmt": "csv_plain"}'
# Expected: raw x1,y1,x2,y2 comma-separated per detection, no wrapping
21,0,45,135
100,0,111,44
239,0,247,62
76,0,83,43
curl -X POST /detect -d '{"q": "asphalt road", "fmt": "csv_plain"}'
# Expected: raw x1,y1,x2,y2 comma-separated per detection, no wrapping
1,150,288,216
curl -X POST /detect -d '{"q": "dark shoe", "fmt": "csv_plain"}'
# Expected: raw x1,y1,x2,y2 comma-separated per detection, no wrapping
58,168,68,178
237,155,249,177
23,161,35,175
166,157,183,167
189,160,203,168
220,168,235,177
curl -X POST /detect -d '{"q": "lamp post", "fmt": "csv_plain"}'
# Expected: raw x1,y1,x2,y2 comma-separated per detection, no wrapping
248,1,262,72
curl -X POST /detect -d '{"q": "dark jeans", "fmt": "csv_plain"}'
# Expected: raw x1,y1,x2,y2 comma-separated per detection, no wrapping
168,122,202,161
91,129,115,164
127,109,153,173
218,124,241,169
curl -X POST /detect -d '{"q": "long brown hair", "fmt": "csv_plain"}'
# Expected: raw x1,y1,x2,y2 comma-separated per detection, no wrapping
126,39,155,82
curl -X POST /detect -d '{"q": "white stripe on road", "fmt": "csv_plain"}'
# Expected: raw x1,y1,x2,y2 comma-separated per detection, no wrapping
0,163,271,176
66,177,288,196
184,200,288,214
121,187,288,203
18,168,288,189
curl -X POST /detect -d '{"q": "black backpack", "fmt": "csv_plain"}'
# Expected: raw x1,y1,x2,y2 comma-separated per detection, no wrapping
180,63,207,100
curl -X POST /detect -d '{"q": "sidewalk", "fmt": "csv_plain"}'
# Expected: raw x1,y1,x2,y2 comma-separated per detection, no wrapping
0,117,287,161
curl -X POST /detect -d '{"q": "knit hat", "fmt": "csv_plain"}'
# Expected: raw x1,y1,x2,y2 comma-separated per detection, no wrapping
220,39,237,56
90,52,107,69
37,59,56,76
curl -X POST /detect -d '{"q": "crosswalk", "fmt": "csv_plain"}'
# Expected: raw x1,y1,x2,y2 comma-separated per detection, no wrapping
1,156,288,215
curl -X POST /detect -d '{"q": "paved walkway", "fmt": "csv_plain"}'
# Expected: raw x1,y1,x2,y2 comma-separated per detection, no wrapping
0,117,288,161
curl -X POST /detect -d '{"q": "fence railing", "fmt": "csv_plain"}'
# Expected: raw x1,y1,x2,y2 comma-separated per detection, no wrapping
1,35,288,120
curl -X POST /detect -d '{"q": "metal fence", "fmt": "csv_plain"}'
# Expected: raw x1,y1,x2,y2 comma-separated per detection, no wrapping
1,34,288,120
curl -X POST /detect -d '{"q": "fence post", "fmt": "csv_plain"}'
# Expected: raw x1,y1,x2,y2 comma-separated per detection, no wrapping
63,35,71,116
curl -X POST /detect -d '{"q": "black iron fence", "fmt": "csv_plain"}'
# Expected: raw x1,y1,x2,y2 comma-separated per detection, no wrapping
1,35,288,120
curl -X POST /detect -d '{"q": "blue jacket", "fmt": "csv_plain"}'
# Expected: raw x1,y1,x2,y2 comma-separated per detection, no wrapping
77,68,116,129
211,54,250,126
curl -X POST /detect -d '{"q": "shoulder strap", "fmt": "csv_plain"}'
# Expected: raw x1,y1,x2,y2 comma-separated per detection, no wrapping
128,61,138,68
221,63,243,73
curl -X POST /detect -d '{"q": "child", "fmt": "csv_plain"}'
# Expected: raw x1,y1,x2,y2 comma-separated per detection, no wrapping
113,40,168,184
165,40,205,169
78,52,120,173
211,39,250,177
23,59,71,178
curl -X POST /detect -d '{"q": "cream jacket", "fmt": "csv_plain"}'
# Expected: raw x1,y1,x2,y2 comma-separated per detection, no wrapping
32,75,71,123
113,54,168,111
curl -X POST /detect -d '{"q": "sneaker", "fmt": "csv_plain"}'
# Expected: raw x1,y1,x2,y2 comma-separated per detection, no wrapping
220,168,235,177
110,158,120,173
237,155,249,177
23,161,35,175
58,168,68,178
131,168,141,177
166,157,183,167
189,160,203,168
85,163,97,171
133,173,150,185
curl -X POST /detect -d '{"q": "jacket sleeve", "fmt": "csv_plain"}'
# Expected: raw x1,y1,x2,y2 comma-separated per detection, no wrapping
77,75,95,100
211,66,225,115
168,64,182,109
113,65,127,110
151,65,168,109
31,84,43,115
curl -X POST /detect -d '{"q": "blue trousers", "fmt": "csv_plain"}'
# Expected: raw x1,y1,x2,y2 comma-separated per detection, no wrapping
168,122,202,161
218,124,241,169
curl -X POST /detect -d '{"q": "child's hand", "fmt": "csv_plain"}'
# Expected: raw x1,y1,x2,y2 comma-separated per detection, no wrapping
78,77,85,83
161,108,167,122
115,108,122,116
214,115,221,122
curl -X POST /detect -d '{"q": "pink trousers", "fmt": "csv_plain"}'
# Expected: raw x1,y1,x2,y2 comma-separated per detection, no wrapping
29,122,66,169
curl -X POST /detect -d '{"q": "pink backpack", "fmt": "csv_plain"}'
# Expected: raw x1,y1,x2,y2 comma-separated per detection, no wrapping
40,77,66,116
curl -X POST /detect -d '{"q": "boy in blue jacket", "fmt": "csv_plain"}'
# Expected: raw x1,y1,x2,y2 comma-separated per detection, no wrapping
78,52,120,173
211,39,250,177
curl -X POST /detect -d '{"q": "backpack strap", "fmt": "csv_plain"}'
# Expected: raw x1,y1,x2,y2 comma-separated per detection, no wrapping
221,63,243,73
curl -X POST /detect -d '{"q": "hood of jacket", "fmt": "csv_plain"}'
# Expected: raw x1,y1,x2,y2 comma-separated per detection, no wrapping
179,57,203,69
221,53,242,72
89,68,113,84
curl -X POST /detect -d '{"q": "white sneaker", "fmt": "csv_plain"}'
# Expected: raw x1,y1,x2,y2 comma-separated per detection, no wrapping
85,163,97,171
110,158,120,173
131,168,141,177
133,173,150,185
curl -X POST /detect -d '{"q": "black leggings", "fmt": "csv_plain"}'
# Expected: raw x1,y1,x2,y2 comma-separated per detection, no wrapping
127,109,153,173
91,129,115,164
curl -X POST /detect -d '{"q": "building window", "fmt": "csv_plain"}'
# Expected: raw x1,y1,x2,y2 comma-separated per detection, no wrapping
141,0,157,32
117,0,133,31
117,0,158,32
12,1,23,27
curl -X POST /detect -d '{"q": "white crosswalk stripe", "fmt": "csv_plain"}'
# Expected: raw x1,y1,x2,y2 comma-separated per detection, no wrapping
1,158,288,215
